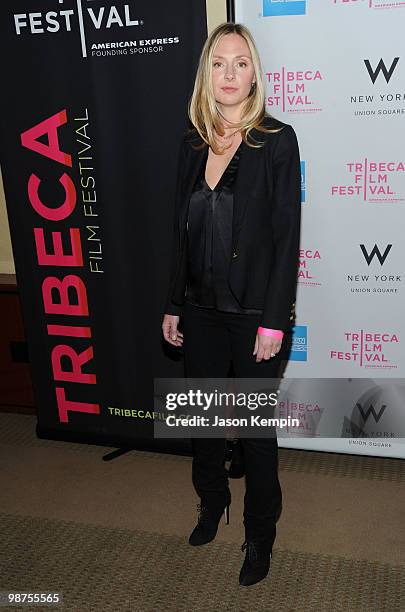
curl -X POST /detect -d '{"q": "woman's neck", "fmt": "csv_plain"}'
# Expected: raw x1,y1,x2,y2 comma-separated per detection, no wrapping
216,104,243,134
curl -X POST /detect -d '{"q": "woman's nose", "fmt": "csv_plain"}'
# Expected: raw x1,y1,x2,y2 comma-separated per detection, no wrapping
225,67,235,80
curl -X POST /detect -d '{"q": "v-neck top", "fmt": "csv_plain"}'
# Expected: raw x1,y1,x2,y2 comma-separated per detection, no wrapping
185,142,263,314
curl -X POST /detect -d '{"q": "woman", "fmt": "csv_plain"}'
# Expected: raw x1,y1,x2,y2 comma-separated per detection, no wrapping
162,22,301,587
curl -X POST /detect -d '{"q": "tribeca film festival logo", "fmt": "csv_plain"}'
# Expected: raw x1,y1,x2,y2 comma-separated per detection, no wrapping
330,330,399,369
13,1,180,59
298,248,322,287
276,396,322,437
331,158,405,203
263,0,306,17
332,0,404,12
352,57,404,118
347,243,403,295
265,67,323,114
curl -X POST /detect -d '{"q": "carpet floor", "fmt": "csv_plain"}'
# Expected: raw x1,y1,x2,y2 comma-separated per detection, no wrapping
0,413,404,611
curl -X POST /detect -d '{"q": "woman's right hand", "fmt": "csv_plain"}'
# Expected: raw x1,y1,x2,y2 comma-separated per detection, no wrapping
162,314,183,347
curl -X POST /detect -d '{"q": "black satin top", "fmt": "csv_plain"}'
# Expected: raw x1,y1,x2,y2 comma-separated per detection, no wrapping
185,142,262,314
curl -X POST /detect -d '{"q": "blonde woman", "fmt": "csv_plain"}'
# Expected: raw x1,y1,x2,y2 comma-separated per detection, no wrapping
162,22,301,587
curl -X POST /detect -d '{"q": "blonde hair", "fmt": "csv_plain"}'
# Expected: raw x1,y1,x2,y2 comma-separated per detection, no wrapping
188,22,283,154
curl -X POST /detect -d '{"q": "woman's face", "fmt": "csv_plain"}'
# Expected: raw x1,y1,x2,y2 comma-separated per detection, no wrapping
211,33,256,114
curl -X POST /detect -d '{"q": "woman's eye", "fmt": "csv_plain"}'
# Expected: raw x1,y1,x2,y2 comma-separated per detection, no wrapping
212,60,248,68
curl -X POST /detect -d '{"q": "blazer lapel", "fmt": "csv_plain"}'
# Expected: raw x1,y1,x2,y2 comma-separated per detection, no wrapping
231,135,261,252
178,128,262,252
178,141,206,248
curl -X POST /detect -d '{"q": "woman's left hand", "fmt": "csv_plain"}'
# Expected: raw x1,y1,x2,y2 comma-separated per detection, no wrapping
253,334,282,362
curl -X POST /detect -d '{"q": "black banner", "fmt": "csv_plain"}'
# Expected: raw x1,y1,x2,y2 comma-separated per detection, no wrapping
0,1,207,452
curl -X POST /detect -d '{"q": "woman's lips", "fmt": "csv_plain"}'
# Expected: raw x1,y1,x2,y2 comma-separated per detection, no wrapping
222,87,238,93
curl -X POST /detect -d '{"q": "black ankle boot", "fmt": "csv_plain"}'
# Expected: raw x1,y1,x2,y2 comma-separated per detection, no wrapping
188,498,231,546
238,539,272,587
227,439,245,479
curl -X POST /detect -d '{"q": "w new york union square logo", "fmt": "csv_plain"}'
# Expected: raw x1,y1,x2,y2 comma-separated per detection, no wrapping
263,1,306,17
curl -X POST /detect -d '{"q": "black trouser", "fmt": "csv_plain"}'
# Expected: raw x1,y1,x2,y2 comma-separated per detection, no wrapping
182,300,288,544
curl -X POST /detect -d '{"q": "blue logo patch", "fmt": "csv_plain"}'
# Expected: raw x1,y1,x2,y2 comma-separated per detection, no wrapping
290,325,307,361
263,0,306,17
301,160,305,203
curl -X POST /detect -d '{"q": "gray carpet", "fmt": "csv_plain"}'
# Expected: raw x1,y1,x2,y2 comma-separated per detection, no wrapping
1,512,404,612
0,413,404,611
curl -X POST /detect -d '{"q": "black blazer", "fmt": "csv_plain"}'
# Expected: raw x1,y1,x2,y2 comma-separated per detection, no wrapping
164,115,302,331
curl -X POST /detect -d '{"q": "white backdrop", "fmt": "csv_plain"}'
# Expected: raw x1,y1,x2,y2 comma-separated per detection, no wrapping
235,0,405,457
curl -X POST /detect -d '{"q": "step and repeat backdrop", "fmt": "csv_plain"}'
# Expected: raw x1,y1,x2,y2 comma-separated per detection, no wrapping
236,0,405,457
1,0,404,458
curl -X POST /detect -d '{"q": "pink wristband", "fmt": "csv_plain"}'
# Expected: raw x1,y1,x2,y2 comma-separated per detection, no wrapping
257,327,284,339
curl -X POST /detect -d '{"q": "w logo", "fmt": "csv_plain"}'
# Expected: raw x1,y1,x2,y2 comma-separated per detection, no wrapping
364,58,399,84
360,244,392,266
356,402,387,423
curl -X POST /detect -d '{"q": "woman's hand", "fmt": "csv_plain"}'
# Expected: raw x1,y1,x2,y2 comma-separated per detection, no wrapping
162,314,183,347
253,333,282,362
